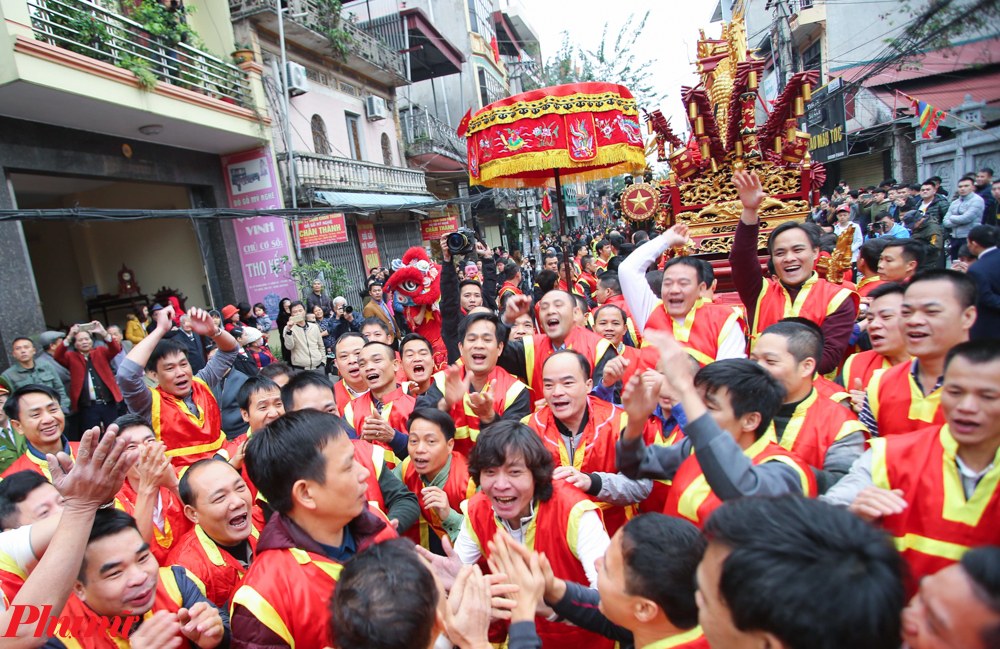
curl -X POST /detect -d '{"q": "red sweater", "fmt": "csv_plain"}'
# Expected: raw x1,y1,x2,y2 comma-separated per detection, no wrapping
53,339,122,410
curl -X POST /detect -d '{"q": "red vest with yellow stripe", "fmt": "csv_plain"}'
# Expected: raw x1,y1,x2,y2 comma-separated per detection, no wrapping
0,551,25,609
165,524,259,608
523,397,638,534
842,350,893,392
498,281,523,307
857,276,887,298
639,418,684,515
1,442,79,480
150,378,225,467
644,299,745,366
334,381,365,418
52,566,203,649
813,375,850,405
113,481,192,564
401,451,476,550
871,424,1000,592
866,361,944,436
664,432,816,528
464,481,614,649
343,388,415,469
750,273,859,347
352,439,387,514
522,328,614,405
605,293,641,346
769,389,868,470
232,511,396,649
432,365,528,457
576,272,598,298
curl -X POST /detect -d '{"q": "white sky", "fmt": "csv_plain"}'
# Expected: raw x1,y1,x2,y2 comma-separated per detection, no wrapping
520,0,722,138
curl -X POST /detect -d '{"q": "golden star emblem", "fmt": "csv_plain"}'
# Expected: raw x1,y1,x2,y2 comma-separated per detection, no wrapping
628,190,651,211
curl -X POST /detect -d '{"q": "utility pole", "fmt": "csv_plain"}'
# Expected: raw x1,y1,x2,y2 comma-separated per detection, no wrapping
769,0,800,90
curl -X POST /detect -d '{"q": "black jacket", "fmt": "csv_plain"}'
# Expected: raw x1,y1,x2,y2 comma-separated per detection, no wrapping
968,249,1000,340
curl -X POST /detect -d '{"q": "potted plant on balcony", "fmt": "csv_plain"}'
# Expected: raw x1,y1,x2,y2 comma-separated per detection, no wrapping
232,38,255,64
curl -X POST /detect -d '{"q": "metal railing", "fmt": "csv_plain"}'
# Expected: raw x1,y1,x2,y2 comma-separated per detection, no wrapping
278,151,428,194
400,106,465,159
28,0,253,107
228,0,405,79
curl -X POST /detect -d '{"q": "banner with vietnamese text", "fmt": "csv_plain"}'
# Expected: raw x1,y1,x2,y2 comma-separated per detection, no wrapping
356,220,382,274
298,213,348,248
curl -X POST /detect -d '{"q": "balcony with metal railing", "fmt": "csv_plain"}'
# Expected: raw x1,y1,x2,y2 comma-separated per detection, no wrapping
228,0,407,86
400,106,466,168
278,151,428,195
26,0,253,106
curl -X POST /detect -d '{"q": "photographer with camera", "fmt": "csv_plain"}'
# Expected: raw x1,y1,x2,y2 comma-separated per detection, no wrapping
438,232,497,364
327,296,360,347
867,213,910,241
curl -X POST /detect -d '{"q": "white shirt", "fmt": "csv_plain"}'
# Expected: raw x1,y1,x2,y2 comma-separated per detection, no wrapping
454,502,609,588
619,232,746,359
0,524,37,612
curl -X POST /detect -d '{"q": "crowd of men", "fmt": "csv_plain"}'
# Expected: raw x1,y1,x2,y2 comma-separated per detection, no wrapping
1,168,999,649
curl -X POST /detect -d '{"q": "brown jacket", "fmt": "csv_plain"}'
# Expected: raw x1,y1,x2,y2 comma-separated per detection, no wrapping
362,299,399,338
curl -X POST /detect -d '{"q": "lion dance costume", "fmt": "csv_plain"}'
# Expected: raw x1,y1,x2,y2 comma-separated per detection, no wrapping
385,247,448,371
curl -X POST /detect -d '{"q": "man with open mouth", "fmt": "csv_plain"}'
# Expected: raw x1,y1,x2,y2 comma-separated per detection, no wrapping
620,225,746,367
859,269,978,437
48,508,228,649
343,342,414,470
498,291,617,406
2,384,78,480
419,421,613,649
524,350,652,536
750,321,867,495
825,338,1000,595
394,408,474,556
398,334,435,397
231,410,396,648
417,312,530,458
590,272,640,348
331,333,368,418
730,170,860,375
842,283,911,407
166,457,257,609
360,318,408,386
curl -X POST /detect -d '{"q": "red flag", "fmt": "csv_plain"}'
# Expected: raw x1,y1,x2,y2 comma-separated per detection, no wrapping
456,109,472,138
541,192,552,221
491,35,500,63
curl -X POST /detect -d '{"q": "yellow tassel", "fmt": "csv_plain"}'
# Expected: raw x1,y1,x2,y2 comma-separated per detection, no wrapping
472,144,647,188
467,91,640,134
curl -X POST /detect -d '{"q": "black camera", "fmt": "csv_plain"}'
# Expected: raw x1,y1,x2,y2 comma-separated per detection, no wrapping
446,228,477,256
345,305,353,314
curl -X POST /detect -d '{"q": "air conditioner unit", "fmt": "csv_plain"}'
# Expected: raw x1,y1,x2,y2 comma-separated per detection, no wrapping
285,62,308,97
365,95,387,121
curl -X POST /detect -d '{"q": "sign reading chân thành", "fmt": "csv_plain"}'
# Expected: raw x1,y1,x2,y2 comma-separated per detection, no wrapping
298,213,348,248
420,215,459,241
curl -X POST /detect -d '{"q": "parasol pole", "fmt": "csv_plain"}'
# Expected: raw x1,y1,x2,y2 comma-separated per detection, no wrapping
553,168,574,295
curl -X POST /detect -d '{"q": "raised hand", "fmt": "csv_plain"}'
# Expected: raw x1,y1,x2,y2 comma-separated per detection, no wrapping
475,241,493,258
177,602,225,649
468,381,495,423
442,564,493,649
733,170,766,216
661,223,690,249
415,535,463,591
849,378,865,414
441,364,467,410
643,329,697,393
421,485,452,521
503,294,532,324
155,305,175,332
848,486,908,523
48,425,136,510
439,234,452,263
601,355,629,388
186,308,218,337
621,372,660,426
486,531,547,623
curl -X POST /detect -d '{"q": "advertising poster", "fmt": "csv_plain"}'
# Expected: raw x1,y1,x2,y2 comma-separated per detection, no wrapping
221,146,298,318
298,213,348,248
419,215,459,241
356,220,382,274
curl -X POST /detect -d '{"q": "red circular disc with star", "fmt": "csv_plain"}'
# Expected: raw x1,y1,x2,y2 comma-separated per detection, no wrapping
621,182,659,221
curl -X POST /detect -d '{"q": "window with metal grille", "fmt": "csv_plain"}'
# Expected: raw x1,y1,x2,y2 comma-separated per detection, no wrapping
478,68,504,108
468,0,494,39
311,115,330,155
802,39,822,76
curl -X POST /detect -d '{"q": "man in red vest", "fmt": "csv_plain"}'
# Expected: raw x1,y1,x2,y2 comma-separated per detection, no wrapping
750,321,867,493
330,333,368,417
0,470,63,608
343,341,414,469
167,457,256,608
859,269,978,437
360,318,409,386
621,225,746,366
499,292,617,406
111,414,190,563
699,496,906,649
2,385,78,479
729,170,859,374
399,334,435,397
394,408,475,555
279,371,419,533
878,238,924,284
116,304,238,468
902,547,1000,649
46,508,228,649
417,312,530,456
824,339,1000,591
592,273,640,346
418,421,612,649
498,264,524,314
524,350,651,534
231,410,397,648
592,305,641,380
843,283,911,411
575,255,599,300
595,239,613,273
617,331,814,528
856,238,889,298
530,513,709,649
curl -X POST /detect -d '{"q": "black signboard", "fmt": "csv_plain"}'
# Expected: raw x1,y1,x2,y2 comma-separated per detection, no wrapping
806,77,848,163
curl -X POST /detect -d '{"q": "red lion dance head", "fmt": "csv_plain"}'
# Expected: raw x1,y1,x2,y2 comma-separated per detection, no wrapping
384,247,441,307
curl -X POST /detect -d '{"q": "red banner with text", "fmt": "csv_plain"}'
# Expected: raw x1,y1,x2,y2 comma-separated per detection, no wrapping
298,213,348,248
356,221,382,274
419,215,459,241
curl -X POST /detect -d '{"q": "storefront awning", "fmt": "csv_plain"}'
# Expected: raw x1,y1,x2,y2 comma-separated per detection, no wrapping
312,190,438,210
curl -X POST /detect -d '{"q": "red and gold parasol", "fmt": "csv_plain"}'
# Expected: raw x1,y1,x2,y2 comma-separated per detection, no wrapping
462,82,647,189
